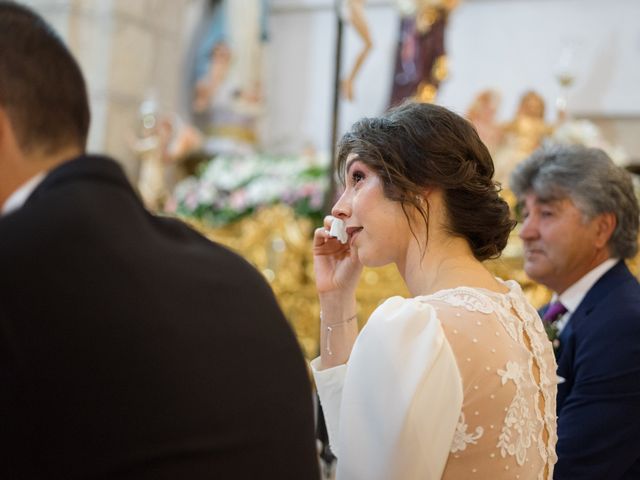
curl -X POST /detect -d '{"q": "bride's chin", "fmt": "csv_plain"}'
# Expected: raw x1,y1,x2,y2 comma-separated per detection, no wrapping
357,250,389,269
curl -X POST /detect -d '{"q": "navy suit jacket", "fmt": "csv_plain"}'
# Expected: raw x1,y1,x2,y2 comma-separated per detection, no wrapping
0,155,319,479
551,261,640,479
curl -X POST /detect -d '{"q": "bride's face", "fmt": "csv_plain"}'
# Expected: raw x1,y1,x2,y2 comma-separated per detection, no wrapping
331,154,415,267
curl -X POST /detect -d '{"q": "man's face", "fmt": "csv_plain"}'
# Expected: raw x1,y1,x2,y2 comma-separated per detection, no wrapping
519,192,608,294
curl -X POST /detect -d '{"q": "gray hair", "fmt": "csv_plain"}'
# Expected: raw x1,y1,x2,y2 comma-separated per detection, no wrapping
510,144,639,259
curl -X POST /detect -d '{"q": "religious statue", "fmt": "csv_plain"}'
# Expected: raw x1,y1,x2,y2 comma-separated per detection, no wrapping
166,0,267,166
389,0,458,107
465,89,503,154
503,91,553,156
131,96,174,211
193,0,266,156
492,90,554,186
341,0,373,102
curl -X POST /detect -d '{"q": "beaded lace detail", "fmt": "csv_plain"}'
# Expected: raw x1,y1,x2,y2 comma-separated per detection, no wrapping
451,411,484,453
420,280,557,479
496,361,537,465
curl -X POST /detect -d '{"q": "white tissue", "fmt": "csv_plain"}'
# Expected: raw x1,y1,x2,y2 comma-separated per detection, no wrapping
329,217,348,244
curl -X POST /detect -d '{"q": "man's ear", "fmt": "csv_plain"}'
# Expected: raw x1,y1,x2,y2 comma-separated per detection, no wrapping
0,106,20,160
0,106,7,143
0,106,20,153
594,212,617,249
0,106,11,157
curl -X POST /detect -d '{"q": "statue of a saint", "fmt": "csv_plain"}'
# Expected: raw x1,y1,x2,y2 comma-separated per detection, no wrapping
465,89,503,154
341,0,373,102
493,90,554,185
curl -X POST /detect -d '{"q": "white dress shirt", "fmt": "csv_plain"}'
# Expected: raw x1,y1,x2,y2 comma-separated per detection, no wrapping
1,172,46,216
553,258,619,334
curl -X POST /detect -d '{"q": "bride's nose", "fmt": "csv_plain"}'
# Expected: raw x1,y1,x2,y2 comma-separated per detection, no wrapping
331,190,351,219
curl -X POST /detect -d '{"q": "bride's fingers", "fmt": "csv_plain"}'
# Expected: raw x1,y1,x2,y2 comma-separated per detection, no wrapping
313,227,350,254
313,227,338,249
313,227,332,243
323,215,337,231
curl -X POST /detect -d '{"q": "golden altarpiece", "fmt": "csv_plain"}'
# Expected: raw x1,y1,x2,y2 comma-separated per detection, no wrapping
182,204,554,359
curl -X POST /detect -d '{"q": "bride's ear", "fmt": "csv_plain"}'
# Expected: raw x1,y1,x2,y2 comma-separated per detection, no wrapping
418,187,436,203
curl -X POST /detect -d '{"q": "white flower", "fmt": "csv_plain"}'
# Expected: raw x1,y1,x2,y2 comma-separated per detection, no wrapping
550,120,629,166
196,181,216,205
169,151,329,223
174,177,199,202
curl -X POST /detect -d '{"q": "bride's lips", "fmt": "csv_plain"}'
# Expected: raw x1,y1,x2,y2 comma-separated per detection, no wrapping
346,226,363,245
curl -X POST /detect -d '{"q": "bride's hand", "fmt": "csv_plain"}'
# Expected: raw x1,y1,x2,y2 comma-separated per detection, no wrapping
313,216,363,295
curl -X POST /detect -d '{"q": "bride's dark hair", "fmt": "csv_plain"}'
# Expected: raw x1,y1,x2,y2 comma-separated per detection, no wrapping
336,101,515,261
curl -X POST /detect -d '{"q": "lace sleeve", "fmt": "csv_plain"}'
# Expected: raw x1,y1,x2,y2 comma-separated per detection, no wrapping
317,296,463,480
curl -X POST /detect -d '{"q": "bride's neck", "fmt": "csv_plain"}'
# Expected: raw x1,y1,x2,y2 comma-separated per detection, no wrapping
399,236,501,297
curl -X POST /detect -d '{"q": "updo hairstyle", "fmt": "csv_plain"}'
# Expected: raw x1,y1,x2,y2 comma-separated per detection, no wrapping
336,102,515,261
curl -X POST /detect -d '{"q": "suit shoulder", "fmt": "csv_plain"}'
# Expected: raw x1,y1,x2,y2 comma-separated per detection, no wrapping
581,280,640,348
601,279,640,318
153,215,277,294
154,216,261,268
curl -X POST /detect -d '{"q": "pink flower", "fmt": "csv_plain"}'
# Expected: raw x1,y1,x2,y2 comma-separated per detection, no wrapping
229,190,248,210
163,196,177,213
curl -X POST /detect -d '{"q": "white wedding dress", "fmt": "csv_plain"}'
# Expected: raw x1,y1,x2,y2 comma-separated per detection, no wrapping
312,279,558,479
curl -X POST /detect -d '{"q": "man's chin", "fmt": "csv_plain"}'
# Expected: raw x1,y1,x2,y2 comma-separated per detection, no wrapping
523,262,548,284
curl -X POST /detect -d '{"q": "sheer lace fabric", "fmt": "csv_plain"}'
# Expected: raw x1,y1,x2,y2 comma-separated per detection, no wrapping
312,279,557,480
429,281,558,479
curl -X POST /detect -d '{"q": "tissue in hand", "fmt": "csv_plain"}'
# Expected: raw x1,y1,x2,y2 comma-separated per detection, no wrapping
329,217,348,244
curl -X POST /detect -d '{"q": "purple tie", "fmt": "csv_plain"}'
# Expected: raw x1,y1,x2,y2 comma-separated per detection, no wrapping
543,301,567,323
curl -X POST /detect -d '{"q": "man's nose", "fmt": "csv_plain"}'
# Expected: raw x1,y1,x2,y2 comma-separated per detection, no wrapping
519,215,539,240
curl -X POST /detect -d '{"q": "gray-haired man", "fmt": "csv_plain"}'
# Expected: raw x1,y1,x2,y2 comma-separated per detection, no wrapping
511,145,640,479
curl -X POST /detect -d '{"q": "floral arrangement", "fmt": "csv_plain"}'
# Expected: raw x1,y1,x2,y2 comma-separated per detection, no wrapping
166,153,330,226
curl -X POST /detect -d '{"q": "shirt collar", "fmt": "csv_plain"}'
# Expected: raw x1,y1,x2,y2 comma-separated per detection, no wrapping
556,258,619,313
1,172,47,216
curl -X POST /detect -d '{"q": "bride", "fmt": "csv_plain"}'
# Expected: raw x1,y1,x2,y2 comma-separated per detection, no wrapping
311,102,557,479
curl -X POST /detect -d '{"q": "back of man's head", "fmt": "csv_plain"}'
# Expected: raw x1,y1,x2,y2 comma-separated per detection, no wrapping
510,144,640,259
0,1,90,155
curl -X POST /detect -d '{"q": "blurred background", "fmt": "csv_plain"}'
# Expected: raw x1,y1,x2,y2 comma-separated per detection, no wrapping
20,0,640,356
22,0,640,175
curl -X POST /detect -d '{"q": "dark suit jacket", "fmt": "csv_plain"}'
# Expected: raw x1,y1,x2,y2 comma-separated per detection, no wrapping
552,261,640,479
0,155,319,479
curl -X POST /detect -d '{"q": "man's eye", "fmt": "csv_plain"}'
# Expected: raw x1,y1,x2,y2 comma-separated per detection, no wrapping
540,210,553,218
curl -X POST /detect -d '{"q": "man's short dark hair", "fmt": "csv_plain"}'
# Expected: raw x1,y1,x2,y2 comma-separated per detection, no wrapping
0,1,90,154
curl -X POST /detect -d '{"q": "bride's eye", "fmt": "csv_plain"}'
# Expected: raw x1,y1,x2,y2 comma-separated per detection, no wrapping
351,170,365,185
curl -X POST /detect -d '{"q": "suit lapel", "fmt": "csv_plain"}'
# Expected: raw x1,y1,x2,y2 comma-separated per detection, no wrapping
556,261,634,408
568,261,634,330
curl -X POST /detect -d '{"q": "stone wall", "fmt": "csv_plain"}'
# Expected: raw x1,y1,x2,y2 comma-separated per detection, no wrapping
22,0,204,178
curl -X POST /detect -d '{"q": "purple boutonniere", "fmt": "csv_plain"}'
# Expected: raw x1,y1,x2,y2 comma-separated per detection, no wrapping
542,301,567,350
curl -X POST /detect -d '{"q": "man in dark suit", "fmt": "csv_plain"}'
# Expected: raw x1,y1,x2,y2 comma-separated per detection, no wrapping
0,3,319,479
511,144,640,479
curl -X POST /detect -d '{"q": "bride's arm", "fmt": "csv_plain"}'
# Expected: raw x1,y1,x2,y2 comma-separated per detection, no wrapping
318,290,358,368
314,297,463,478
312,216,363,369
